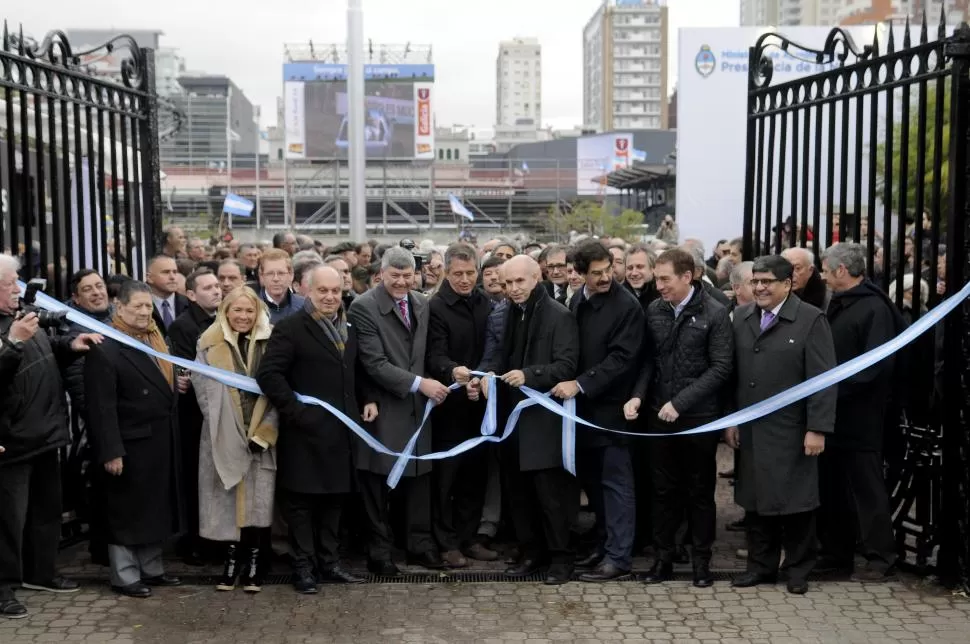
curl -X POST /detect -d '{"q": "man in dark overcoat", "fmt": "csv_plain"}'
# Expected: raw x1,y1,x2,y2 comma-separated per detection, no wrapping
426,243,496,567
348,247,451,574
727,255,837,595
818,242,901,582
480,255,580,585
555,240,644,582
257,265,370,593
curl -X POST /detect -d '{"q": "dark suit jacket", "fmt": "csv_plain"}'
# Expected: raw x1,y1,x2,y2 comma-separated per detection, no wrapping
732,295,837,516
152,293,190,337
541,280,568,305
84,338,183,545
256,309,358,495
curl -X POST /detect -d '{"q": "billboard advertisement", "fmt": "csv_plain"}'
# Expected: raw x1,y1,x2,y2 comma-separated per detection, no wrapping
676,25,948,251
283,63,435,160
576,133,634,196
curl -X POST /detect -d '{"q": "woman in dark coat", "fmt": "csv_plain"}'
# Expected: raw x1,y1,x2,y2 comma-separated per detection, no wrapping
85,280,188,598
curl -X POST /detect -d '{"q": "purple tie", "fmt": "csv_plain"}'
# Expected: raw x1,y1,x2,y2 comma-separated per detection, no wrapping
398,299,411,330
760,310,775,332
161,300,174,329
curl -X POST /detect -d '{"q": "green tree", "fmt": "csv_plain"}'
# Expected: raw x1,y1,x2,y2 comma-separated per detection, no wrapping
542,200,644,242
875,85,950,224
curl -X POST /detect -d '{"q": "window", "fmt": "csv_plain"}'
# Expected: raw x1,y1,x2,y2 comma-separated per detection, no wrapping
454,148,460,160
438,148,445,160
446,149,452,160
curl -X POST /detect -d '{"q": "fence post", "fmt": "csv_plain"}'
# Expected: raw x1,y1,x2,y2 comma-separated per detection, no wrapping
938,26,970,592
140,48,163,269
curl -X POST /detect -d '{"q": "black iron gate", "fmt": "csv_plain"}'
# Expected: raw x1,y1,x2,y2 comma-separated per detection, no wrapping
0,22,181,293
743,11,970,591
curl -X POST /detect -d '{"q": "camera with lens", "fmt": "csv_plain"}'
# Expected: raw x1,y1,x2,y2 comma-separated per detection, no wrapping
19,279,70,331
399,238,429,272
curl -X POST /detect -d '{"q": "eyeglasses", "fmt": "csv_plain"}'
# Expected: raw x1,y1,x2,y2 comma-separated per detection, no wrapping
547,263,567,271
262,271,291,279
749,278,782,287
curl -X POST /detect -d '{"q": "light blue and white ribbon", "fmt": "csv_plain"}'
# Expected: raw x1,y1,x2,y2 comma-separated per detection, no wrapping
23,278,970,479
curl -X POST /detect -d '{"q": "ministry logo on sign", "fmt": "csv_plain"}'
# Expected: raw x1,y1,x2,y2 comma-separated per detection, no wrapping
696,45,716,78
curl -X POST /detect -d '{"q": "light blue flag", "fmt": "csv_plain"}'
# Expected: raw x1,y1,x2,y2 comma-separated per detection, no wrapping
448,194,475,221
223,193,255,217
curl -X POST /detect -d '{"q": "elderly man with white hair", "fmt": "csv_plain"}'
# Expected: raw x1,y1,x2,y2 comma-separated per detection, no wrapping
781,247,830,312
0,255,102,618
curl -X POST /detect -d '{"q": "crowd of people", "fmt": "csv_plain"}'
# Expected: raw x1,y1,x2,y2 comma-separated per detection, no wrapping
0,223,938,619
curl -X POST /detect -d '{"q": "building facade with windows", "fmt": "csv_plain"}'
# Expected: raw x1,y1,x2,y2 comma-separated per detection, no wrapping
739,0,969,26
496,37,542,127
583,0,669,132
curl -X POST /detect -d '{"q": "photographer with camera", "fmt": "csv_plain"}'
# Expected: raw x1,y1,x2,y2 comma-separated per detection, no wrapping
0,256,103,619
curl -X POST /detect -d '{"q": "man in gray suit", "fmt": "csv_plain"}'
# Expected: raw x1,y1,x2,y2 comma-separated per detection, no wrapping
727,254,837,595
348,247,451,575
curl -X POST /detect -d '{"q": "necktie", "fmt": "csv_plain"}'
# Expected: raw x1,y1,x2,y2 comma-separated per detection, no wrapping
161,300,173,329
760,310,775,332
398,298,411,330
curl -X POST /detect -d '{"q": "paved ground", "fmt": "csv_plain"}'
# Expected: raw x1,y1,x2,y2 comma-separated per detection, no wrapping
4,446,967,643
3,578,969,643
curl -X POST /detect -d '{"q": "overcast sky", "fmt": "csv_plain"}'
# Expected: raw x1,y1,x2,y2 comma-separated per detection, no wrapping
9,0,739,129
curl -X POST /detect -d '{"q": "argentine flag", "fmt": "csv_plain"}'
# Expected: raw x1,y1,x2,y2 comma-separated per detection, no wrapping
223,193,255,217
448,194,475,221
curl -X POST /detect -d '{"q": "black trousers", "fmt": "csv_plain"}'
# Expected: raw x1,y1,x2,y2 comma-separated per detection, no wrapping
432,448,487,552
358,471,435,562
278,490,344,574
577,445,636,569
505,466,578,566
0,450,63,600
818,448,898,571
648,429,720,565
746,510,817,583
630,440,653,550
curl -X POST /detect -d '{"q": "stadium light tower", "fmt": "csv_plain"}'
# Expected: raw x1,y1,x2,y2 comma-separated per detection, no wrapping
347,0,367,241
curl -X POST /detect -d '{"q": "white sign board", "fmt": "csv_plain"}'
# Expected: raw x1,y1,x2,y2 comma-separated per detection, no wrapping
675,25,936,253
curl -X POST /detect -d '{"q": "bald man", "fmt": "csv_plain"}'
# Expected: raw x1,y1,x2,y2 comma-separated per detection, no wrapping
781,247,830,311
256,265,373,593
145,255,189,336
479,255,580,585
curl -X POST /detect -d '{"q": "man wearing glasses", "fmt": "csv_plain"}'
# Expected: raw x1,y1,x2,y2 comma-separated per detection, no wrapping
539,245,569,305
726,254,837,595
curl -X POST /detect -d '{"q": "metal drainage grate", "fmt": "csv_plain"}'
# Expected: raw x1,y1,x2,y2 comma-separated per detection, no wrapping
65,569,856,586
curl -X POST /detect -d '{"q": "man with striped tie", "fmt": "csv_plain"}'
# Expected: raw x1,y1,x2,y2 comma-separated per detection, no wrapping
146,256,188,338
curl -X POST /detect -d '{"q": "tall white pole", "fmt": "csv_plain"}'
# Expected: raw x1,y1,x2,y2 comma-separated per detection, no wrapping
347,0,367,241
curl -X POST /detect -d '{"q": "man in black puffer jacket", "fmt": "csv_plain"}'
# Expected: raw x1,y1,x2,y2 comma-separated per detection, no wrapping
623,248,734,588
0,256,102,619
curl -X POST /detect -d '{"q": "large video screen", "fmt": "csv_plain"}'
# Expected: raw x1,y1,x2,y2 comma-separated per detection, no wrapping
283,63,434,161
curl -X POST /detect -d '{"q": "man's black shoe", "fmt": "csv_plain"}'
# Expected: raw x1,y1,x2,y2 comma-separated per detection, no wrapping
544,564,573,585
22,577,80,593
112,582,152,598
693,563,714,588
318,565,366,584
579,562,631,582
366,560,400,577
642,561,673,584
731,572,777,588
505,559,543,577
787,580,809,594
575,551,605,569
292,570,318,594
142,575,181,587
0,598,28,619
407,551,446,570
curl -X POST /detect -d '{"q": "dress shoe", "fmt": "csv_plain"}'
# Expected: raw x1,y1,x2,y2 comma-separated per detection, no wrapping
0,598,28,619
367,559,401,576
693,563,714,588
292,570,318,594
318,566,366,584
462,543,499,562
850,564,897,583
505,558,543,578
112,582,152,598
575,551,605,570
731,572,777,588
441,550,468,568
787,580,809,594
579,562,631,582
544,564,573,585
407,551,447,570
142,575,181,587
642,561,673,584
22,576,80,593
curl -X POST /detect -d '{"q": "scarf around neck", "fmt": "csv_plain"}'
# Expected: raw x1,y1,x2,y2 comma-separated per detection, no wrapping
111,314,174,389
305,297,348,354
